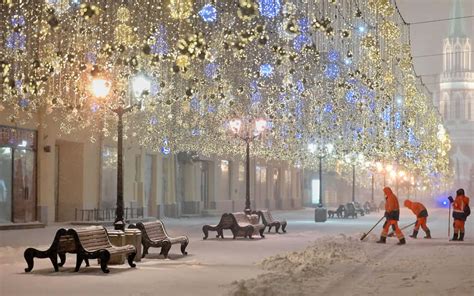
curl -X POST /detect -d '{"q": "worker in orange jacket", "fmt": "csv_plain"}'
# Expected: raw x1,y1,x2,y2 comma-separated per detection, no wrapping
377,187,406,245
448,188,471,241
404,199,431,239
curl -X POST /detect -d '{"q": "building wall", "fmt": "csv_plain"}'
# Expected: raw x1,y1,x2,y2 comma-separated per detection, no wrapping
0,107,309,224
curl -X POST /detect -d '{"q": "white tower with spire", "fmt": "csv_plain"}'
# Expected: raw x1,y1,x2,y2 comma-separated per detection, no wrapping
438,0,474,192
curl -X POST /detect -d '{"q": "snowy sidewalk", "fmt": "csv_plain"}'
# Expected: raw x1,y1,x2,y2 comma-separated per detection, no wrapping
0,208,473,295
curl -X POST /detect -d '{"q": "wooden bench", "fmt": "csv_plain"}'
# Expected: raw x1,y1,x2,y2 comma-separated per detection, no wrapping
24,228,90,272
202,213,235,239
231,212,265,239
67,226,136,273
134,221,189,259
256,210,287,233
328,205,345,219
344,203,358,218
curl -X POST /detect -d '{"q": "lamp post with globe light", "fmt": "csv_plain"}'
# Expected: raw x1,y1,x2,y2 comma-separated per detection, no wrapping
90,74,151,230
307,142,334,206
344,152,365,203
228,117,267,214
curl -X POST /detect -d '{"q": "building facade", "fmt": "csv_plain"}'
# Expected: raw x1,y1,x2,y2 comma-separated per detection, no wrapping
436,0,474,193
0,110,311,225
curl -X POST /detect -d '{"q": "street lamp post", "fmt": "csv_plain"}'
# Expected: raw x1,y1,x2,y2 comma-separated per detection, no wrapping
371,173,375,202
344,152,364,204
91,74,150,231
352,164,355,202
308,143,334,206
229,117,267,214
319,156,323,205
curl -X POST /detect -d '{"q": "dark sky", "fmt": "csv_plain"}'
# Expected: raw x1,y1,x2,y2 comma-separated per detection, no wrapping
396,0,474,93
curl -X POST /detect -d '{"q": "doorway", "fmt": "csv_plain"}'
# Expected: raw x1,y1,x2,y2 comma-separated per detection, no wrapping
0,127,37,224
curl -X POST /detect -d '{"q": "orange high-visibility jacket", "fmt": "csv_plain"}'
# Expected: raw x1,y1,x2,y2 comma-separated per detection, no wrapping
404,200,427,217
453,195,469,214
384,187,399,213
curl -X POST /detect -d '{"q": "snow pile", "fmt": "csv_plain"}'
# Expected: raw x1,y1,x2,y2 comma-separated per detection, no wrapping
260,234,368,274
226,235,369,296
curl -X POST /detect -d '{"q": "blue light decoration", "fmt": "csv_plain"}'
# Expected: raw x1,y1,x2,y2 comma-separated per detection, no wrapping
408,128,420,147
344,57,352,65
18,98,29,108
6,32,26,50
150,79,160,96
191,128,200,136
208,105,216,113
204,62,219,79
190,95,200,111
357,24,367,35
295,132,302,140
324,64,340,80
199,4,217,22
267,139,273,148
11,15,26,27
394,112,402,129
85,52,97,64
323,103,333,113
295,98,304,119
296,80,305,93
149,116,158,125
345,90,358,104
15,79,22,90
151,25,168,55
70,0,81,7
91,103,100,113
251,91,262,105
369,99,376,111
293,34,311,52
249,81,262,105
293,18,311,52
266,120,274,130
382,106,391,123
395,95,403,106
260,63,273,78
298,18,310,32
434,194,450,208
280,125,289,138
259,0,281,18
327,50,340,62
161,138,170,155
353,127,363,140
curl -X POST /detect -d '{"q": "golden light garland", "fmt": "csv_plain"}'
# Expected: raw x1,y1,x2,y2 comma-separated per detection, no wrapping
0,0,452,186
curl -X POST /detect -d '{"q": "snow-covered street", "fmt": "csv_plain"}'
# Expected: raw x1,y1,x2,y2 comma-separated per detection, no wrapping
1,208,473,296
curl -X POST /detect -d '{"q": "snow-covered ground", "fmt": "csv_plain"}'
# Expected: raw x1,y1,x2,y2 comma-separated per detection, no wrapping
0,208,472,295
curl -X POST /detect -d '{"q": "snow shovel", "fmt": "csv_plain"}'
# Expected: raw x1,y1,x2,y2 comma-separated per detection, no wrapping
387,221,416,237
360,216,385,241
448,200,451,240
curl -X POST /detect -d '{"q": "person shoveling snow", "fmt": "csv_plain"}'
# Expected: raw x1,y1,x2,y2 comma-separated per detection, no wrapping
403,199,431,239
377,187,406,245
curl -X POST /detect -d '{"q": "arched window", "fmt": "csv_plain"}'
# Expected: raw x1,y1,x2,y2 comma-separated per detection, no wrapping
466,43,472,71
444,101,449,120
444,43,452,71
454,44,462,71
454,95,461,119
468,99,472,121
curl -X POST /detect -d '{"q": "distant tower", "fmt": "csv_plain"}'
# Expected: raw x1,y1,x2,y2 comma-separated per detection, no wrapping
438,0,474,192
